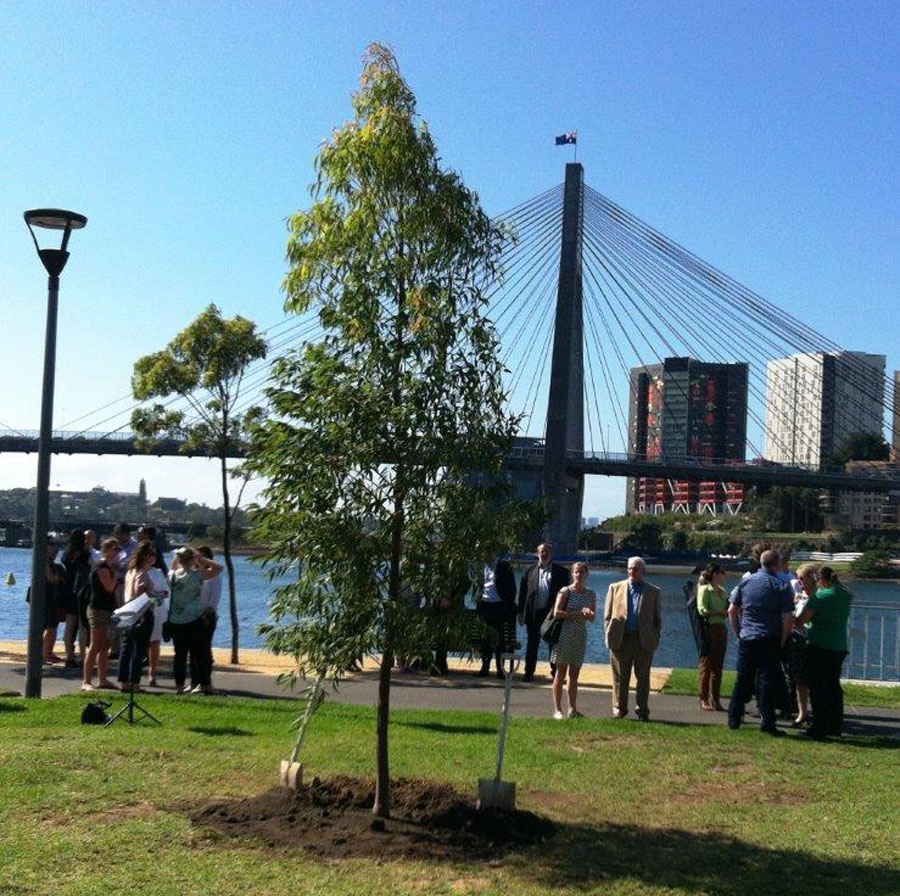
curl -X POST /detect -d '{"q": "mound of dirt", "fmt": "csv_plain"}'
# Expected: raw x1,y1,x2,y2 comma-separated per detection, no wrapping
192,775,555,860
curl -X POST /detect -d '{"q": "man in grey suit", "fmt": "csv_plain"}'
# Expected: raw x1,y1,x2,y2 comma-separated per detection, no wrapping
604,556,662,721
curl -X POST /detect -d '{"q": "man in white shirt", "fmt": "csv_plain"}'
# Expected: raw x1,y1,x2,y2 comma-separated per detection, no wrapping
84,530,102,567
475,549,516,679
198,545,222,679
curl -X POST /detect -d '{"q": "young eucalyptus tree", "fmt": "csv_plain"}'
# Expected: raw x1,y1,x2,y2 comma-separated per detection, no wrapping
250,45,525,817
131,303,267,664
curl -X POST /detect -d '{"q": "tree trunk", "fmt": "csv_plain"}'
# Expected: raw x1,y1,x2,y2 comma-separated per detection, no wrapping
373,224,407,818
374,477,405,818
220,451,239,665
372,638,394,818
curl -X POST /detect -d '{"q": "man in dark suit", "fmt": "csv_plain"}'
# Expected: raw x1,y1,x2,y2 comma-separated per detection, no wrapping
476,548,517,679
517,542,569,682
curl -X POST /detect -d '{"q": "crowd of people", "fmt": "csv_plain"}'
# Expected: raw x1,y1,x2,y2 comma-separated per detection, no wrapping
688,544,853,739
33,524,224,695
34,526,854,736
479,544,661,722
479,541,852,738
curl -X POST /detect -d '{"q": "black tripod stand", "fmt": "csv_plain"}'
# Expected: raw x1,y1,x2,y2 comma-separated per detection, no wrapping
105,684,161,727
105,609,161,728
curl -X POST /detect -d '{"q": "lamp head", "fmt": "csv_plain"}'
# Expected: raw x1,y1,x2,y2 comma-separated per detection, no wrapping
23,208,87,277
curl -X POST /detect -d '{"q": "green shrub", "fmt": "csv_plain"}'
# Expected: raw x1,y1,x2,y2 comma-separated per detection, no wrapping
849,550,895,579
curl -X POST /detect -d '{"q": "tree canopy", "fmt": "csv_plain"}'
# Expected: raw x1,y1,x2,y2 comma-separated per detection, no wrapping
833,431,891,465
131,302,267,663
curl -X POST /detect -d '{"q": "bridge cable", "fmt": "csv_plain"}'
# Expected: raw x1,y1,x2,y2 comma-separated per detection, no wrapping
586,186,895,408
583,209,781,464
584,203,835,468
508,268,563,427
583,220,782,467
583,194,890,473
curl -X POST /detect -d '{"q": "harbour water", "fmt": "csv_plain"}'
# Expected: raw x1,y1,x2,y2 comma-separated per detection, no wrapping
2,547,897,679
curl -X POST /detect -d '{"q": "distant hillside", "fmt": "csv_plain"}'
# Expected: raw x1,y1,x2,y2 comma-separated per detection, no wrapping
0,485,250,528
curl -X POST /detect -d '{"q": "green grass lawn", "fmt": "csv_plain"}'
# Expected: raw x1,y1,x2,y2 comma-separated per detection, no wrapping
662,667,900,709
1,693,897,896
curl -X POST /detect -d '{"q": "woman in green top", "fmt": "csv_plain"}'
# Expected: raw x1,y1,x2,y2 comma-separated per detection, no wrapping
167,547,223,694
796,566,852,740
696,561,728,711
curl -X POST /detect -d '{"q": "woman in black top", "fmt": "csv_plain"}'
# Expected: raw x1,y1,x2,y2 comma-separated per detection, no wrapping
38,540,66,664
62,529,92,668
82,537,120,691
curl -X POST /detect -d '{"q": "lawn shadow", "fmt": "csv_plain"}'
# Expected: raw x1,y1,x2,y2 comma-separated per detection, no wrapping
520,819,900,895
212,688,297,701
187,725,254,737
827,733,899,749
0,701,25,713
843,717,900,738
396,720,496,735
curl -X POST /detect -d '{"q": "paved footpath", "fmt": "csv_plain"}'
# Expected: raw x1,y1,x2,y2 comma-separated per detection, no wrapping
1,642,897,737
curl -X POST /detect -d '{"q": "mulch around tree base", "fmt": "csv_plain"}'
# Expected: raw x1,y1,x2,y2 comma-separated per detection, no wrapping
192,775,556,861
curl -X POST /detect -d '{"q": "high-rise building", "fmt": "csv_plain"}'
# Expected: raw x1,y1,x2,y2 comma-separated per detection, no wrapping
764,351,885,467
892,370,900,462
626,357,749,514
828,460,899,529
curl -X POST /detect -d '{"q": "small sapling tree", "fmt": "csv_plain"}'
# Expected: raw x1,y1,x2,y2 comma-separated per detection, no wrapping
250,44,526,817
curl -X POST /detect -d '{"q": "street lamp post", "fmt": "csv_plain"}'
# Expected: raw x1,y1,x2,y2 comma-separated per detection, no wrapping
23,209,87,698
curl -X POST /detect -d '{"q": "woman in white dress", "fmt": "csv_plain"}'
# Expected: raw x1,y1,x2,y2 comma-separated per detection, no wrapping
146,558,171,688
550,561,596,719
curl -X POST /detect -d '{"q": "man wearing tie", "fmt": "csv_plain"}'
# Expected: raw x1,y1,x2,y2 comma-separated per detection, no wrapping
604,556,662,721
517,542,569,682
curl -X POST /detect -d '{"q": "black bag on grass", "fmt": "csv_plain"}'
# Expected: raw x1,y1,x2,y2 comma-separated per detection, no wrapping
81,700,111,725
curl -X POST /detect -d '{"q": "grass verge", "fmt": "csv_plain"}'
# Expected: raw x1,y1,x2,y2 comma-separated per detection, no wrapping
0,693,897,896
662,667,900,708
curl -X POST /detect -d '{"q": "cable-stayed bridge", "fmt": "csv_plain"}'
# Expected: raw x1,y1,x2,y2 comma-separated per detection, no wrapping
2,164,898,551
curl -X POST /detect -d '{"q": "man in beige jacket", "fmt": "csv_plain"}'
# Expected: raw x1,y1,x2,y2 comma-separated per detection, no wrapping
604,556,662,720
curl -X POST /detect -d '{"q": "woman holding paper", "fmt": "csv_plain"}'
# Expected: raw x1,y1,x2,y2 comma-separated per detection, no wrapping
118,542,158,692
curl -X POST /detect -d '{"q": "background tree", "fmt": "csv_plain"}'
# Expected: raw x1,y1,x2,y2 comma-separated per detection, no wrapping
832,431,891,465
849,550,895,578
250,44,526,818
746,485,824,532
131,303,266,664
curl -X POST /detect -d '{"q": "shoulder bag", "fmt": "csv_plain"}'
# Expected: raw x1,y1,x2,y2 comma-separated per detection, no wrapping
540,589,568,646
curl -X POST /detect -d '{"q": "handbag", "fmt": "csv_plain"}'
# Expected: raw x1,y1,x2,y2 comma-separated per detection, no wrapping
540,613,562,646
540,589,568,646
161,595,173,642
162,572,175,642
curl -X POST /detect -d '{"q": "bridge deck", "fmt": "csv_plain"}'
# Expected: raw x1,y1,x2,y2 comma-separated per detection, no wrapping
1,431,897,492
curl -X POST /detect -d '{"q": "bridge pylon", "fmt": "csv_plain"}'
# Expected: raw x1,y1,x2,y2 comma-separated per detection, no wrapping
542,163,585,554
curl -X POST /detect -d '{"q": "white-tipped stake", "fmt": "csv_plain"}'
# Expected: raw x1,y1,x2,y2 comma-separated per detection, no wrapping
280,759,303,790
278,672,325,790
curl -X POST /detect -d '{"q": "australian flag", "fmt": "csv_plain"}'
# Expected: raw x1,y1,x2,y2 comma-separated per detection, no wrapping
555,131,577,145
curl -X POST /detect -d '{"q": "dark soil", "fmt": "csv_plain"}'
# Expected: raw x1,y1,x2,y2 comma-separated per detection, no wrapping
191,775,555,860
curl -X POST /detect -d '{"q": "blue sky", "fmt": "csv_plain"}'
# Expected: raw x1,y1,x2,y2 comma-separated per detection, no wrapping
0,1,897,518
